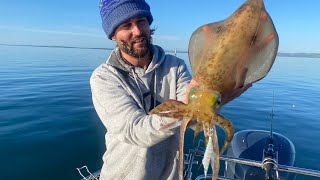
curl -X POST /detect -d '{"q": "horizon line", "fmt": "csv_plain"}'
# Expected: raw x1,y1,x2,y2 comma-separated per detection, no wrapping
1,43,320,58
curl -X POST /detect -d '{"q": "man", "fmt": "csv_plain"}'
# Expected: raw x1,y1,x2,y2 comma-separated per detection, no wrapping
91,0,191,179
91,0,251,179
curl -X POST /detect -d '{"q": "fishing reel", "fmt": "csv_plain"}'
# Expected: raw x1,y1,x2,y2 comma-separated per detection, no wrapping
262,137,280,180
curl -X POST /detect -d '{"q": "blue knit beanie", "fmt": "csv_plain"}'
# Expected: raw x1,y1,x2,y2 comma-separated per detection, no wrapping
100,0,153,39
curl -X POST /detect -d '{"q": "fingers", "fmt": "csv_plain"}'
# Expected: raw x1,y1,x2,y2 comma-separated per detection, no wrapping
189,79,199,87
183,79,199,104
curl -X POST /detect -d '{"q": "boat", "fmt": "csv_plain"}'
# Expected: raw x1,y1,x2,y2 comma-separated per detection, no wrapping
77,128,320,180
183,130,320,180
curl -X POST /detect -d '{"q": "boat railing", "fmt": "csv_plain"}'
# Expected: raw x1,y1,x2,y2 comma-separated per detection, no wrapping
77,139,320,180
77,166,100,180
184,139,320,180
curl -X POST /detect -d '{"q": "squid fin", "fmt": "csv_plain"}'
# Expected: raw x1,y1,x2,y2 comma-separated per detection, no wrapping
188,20,225,76
239,1,279,85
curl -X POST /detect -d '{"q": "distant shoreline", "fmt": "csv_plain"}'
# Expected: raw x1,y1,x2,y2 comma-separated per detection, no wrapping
277,52,320,59
1,43,319,59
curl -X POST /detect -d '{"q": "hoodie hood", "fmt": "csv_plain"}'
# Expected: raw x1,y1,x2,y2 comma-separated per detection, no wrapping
105,44,166,111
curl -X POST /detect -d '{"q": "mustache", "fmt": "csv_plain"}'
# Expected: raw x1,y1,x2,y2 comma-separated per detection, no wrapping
118,32,153,49
132,37,145,43
131,33,149,43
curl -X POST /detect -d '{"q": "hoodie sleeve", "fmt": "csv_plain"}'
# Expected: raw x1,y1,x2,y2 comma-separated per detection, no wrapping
90,65,176,148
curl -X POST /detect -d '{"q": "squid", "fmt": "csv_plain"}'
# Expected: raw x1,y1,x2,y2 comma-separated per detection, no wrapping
150,0,279,179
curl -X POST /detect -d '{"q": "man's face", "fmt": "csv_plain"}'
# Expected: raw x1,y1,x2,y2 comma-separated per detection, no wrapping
112,16,152,58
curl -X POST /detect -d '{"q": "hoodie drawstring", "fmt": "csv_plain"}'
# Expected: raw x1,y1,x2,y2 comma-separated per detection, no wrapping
131,66,158,111
131,68,145,109
153,69,157,109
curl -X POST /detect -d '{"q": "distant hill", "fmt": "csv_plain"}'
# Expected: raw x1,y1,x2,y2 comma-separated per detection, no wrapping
171,49,320,59
277,52,320,58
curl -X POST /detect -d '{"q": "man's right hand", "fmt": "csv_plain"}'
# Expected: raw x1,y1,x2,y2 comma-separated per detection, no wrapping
183,79,199,104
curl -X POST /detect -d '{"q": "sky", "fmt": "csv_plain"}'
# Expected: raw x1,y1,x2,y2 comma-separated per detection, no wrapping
0,0,319,53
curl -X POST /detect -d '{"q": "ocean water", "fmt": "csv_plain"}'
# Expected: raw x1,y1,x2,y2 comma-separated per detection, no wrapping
0,46,319,180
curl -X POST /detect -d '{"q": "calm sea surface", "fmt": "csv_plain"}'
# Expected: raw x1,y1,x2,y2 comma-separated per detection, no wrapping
0,46,319,180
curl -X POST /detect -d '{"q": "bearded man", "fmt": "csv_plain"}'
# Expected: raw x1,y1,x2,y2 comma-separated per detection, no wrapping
91,0,250,179
91,0,191,179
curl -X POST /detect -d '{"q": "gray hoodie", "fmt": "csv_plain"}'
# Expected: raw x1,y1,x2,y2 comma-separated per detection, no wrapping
90,45,191,180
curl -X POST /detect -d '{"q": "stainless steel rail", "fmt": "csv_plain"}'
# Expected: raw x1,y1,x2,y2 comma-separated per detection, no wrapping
220,155,320,178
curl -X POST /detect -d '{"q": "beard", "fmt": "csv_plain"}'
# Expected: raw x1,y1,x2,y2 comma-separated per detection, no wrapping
119,33,153,59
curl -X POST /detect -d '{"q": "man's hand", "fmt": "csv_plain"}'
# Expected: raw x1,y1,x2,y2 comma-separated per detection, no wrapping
183,79,199,104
